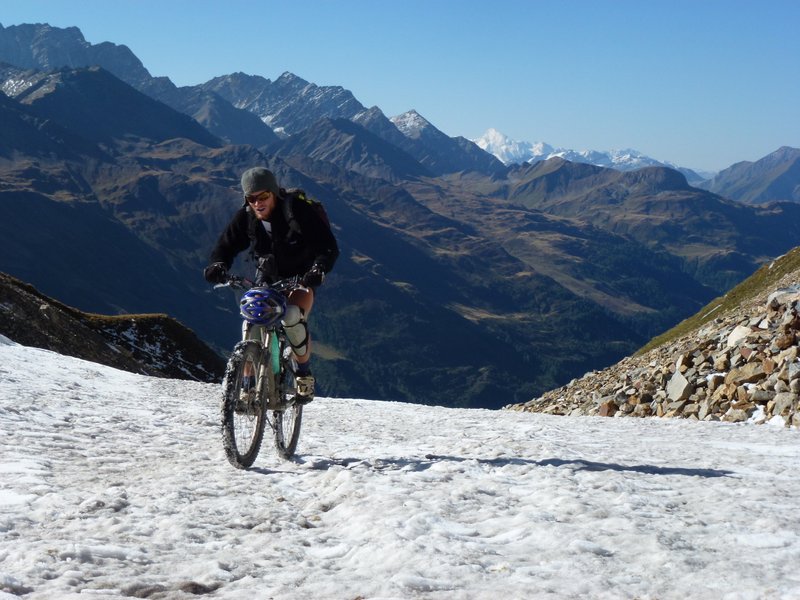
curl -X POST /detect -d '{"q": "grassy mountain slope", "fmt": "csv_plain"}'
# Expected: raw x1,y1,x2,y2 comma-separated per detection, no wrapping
482,158,800,292
639,246,800,353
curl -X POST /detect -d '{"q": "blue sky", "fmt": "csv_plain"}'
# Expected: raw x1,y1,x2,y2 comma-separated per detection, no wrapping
2,0,798,172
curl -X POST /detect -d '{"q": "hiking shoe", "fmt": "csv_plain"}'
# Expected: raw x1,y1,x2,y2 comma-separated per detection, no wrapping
294,375,315,405
235,376,257,413
235,390,256,414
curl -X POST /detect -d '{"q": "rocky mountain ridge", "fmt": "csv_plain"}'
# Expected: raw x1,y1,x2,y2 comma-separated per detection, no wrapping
0,272,224,381
0,22,152,88
508,247,800,427
0,22,507,178
0,23,278,150
201,71,366,138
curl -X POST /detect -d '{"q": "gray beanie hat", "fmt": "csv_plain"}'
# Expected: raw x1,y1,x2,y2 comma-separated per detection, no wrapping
241,167,280,196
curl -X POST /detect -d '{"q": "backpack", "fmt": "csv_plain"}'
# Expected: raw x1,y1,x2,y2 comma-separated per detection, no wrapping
280,188,331,236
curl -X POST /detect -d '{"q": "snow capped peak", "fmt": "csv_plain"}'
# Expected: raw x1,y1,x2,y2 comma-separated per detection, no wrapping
478,127,508,146
474,128,672,171
277,71,302,82
390,109,432,136
474,128,554,166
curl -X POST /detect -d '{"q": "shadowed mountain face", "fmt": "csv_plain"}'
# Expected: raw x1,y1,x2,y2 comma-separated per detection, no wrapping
0,23,280,148
0,86,101,159
1,24,798,408
0,81,266,354
271,118,432,182
6,66,221,147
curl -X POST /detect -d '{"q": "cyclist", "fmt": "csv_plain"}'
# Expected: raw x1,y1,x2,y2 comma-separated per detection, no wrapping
204,167,339,403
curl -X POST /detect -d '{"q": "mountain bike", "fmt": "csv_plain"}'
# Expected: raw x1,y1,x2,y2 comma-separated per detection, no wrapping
218,276,306,468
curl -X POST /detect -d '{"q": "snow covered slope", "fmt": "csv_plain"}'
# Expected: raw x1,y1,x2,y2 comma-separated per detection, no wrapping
1,336,799,599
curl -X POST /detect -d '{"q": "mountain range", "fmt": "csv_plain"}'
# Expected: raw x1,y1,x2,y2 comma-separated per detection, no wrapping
473,127,710,183
1,22,799,409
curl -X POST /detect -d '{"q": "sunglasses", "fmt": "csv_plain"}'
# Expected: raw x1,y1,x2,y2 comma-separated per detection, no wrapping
245,190,273,204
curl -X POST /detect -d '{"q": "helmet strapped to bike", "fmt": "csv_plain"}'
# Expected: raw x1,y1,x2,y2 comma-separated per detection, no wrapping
239,287,286,326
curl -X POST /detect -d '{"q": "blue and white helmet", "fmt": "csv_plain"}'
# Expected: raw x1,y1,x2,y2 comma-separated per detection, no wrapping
239,287,286,326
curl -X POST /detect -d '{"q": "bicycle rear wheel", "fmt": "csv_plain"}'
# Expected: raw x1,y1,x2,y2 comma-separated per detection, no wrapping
221,340,268,469
272,349,303,460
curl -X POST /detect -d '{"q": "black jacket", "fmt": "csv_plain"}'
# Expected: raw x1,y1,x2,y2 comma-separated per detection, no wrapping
210,194,339,280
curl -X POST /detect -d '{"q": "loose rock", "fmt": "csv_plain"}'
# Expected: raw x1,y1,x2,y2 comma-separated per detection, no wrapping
508,276,800,427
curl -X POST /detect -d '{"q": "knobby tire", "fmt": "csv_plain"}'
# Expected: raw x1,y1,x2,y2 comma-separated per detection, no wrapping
221,340,267,469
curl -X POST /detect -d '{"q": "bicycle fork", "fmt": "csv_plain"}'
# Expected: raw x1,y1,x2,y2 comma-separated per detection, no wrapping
259,331,286,411
243,322,293,412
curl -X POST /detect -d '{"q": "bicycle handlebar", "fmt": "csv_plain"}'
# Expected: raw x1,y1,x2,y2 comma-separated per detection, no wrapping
214,275,305,294
213,275,253,290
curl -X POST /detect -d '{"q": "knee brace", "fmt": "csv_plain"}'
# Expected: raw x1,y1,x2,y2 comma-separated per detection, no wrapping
281,305,309,357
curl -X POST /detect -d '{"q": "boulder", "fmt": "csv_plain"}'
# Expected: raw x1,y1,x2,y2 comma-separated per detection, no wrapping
667,371,693,402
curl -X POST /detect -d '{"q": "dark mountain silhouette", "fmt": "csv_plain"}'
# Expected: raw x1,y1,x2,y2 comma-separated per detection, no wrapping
203,72,505,177
152,85,280,148
352,106,413,148
0,83,101,159
0,22,153,87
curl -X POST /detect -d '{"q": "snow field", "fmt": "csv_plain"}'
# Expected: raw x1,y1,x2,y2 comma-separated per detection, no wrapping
1,338,800,599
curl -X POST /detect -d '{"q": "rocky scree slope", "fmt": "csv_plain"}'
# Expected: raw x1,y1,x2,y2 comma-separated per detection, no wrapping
508,247,800,427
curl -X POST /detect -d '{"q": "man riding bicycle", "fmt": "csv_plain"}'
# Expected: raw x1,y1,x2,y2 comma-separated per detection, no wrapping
204,167,339,403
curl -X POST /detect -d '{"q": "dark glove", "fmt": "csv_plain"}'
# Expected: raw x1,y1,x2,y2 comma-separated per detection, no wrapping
301,265,325,288
203,262,228,284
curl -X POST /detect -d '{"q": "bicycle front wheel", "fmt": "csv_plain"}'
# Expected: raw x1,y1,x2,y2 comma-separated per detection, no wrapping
221,340,268,469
